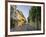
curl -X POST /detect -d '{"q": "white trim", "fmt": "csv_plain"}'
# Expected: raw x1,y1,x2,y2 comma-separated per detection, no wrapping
8,2,44,35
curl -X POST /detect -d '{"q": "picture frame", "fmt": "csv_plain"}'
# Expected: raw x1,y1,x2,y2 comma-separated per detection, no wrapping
5,1,45,37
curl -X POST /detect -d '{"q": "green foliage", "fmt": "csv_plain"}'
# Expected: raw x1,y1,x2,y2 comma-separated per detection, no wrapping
28,6,41,30
28,6,41,22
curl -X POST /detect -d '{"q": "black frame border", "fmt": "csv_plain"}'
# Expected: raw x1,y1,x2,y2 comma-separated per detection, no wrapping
5,1,45,37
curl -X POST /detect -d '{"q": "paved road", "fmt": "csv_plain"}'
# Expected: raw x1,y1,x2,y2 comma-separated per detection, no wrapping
10,24,36,32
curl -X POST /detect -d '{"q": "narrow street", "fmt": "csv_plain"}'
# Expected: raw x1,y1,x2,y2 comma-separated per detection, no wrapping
10,23,35,32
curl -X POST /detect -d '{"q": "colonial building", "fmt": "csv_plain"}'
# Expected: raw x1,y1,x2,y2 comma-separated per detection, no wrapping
15,10,26,26
10,5,26,29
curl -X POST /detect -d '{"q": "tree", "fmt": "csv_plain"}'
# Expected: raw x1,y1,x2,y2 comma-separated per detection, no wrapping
10,5,17,29
28,6,41,30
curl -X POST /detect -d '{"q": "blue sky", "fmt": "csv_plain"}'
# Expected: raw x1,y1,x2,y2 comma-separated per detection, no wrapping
16,5,31,20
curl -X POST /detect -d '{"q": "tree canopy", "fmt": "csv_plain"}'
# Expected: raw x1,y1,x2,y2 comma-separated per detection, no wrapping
28,6,41,30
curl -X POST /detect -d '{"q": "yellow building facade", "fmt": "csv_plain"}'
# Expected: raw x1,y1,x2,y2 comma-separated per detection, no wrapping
15,10,26,26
